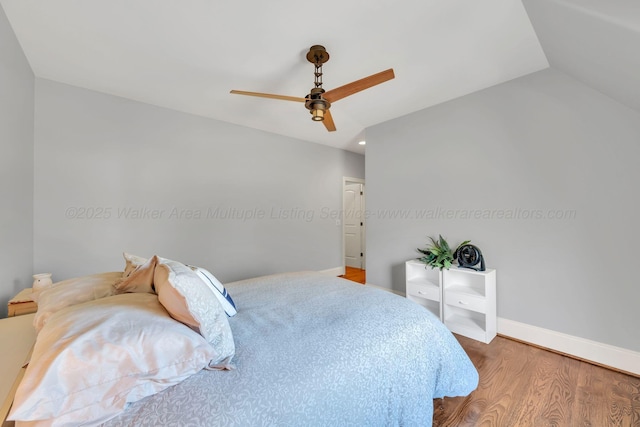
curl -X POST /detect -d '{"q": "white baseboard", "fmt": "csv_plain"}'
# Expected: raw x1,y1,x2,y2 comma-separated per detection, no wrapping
318,266,345,277
498,317,640,376
365,282,405,296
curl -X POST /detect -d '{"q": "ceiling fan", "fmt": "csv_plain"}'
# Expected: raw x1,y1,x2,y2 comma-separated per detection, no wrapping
230,45,395,132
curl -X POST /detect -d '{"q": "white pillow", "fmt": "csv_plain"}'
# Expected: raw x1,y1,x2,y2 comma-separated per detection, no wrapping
10,293,217,426
154,258,235,367
33,271,122,333
189,266,237,317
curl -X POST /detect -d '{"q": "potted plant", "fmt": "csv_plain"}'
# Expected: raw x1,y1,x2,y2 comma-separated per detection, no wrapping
417,235,470,270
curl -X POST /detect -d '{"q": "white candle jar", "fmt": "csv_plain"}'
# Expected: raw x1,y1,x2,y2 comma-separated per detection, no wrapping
33,273,53,291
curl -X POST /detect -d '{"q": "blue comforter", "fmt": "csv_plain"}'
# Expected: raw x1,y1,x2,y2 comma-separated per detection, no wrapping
105,272,478,426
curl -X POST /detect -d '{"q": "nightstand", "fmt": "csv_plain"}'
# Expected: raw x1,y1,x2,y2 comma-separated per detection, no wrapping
7,288,38,317
406,261,497,344
405,260,443,321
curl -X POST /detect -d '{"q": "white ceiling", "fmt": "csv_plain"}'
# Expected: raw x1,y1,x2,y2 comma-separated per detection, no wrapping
3,1,637,154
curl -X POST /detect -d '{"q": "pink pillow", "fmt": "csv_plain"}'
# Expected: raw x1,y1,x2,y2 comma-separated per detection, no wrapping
115,255,158,293
154,258,235,367
33,271,122,332
122,252,148,277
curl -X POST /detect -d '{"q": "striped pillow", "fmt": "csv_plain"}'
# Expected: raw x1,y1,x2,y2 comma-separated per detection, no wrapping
189,266,237,317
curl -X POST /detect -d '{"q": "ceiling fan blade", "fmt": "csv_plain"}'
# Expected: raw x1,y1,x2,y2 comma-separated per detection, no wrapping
230,90,306,103
323,69,395,103
323,109,336,132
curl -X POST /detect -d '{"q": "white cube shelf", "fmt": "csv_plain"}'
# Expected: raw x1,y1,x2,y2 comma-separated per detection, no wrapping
405,260,443,321
405,261,497,344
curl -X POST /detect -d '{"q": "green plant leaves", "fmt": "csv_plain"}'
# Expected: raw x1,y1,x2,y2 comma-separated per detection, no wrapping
416,235,472,270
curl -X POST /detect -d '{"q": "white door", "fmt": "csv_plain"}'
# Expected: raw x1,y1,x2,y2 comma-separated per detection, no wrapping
344,182,364,269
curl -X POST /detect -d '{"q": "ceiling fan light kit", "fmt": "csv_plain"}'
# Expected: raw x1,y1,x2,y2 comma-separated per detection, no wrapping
311,107,325,121
231,45,395,132
306,88,330,122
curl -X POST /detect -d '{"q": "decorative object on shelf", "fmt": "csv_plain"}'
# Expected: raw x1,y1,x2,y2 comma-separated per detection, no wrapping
417,235,470,270
32,273,53,291
454,244,486,271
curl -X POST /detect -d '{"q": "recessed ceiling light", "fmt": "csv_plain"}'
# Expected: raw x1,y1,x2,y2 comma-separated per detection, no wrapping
358,140,366,145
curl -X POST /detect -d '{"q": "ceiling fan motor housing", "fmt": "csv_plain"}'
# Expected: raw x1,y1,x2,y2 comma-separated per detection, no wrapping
305,88,330,120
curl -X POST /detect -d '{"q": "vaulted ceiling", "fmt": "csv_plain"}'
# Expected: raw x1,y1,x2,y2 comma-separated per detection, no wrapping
1,0,638,154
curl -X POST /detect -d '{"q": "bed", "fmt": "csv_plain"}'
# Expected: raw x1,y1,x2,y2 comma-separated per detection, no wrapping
5,255,478,427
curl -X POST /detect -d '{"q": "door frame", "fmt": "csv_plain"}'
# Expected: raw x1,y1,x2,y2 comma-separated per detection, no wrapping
342,177,366,271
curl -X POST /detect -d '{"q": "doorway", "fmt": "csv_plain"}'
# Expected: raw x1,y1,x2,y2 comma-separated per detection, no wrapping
343,178,365,275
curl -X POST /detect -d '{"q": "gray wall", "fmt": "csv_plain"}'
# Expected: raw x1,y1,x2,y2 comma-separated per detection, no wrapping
0,5,34,317
33,79,364,283
366,68,640,352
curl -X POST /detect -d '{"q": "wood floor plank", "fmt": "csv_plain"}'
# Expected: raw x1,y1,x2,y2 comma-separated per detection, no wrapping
511,345,560,426
606,370,640,426
533,356,580,426
573,359,607,426
476,338,537,426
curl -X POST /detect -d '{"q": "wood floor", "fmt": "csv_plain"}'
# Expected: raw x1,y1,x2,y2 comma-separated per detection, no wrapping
340,267,366,284
434,334,640,427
